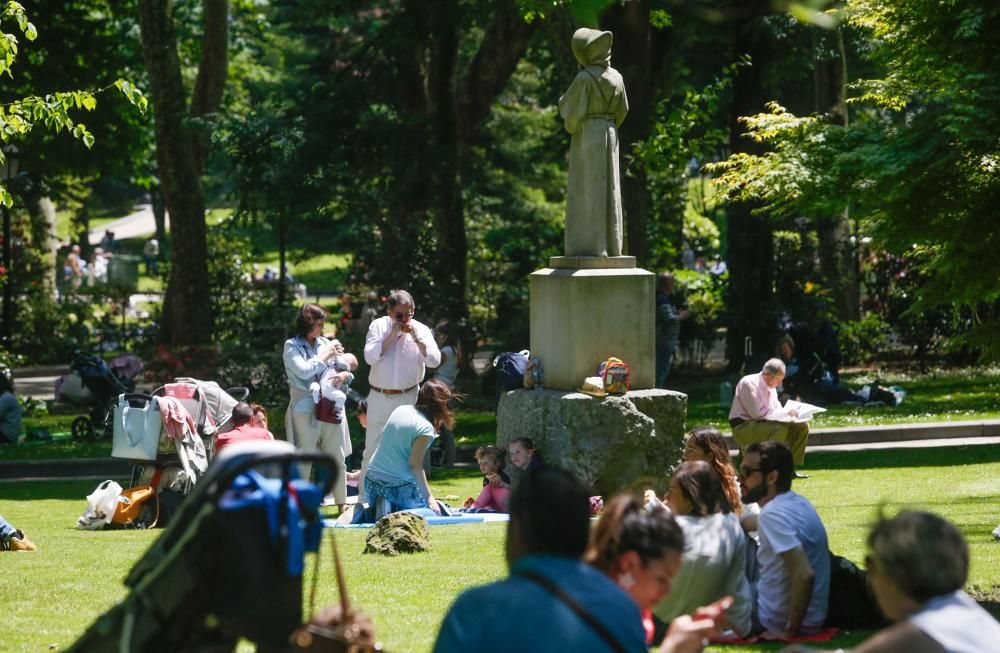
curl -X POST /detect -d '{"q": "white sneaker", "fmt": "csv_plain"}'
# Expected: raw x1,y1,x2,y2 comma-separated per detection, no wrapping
993,524,1000,540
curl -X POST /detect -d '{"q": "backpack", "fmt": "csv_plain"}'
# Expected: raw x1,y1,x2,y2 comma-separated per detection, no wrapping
825,552,889,629
599,357,631,394
494,350,530,392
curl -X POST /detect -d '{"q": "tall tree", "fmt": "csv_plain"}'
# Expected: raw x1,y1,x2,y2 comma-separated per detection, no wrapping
812,25,858,320
137,0,228,346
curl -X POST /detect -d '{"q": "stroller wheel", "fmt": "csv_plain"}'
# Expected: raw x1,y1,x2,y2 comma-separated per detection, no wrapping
71,416,95,442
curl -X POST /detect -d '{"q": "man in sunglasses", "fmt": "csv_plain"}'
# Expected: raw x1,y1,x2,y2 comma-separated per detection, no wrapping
359,289,441,502
738,441,829,640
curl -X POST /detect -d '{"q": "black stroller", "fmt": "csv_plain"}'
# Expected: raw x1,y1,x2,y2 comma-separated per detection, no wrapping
67,441,339,652
66,352,141,441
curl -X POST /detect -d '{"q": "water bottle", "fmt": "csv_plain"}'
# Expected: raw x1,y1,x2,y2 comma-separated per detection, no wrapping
719,380,733,408
532,357,543,389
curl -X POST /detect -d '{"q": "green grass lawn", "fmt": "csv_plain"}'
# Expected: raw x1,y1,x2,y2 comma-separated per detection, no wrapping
2,444,999,653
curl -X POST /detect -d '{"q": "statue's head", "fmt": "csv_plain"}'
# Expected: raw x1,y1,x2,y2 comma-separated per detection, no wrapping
571,28,613,67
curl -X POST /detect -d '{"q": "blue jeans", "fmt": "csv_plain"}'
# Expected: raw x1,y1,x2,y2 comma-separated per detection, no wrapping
0,514,16,542
363,473,427,522
655,341,676,389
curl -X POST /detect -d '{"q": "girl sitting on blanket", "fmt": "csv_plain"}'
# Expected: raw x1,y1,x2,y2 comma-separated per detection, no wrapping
463,445,511,512
507,437,544,474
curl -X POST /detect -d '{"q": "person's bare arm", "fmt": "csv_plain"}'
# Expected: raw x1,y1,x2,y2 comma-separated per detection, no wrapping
408,435,441,514
773,546,815,636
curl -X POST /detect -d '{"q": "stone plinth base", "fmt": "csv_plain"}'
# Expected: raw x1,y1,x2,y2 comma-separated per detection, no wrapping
496,388,687,497
530,266,654,390
549,255,636,269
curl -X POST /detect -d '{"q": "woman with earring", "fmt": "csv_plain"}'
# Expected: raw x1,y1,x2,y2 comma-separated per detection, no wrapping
586,495,732,652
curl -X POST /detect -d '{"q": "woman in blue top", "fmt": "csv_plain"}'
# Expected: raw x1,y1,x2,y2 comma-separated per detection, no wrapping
283,303,351,503
364,378,455,520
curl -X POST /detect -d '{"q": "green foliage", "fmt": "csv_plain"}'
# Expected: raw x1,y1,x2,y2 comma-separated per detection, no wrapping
674,269,726,367
836,314,889,364
708,1,1000,359
634,59,743,269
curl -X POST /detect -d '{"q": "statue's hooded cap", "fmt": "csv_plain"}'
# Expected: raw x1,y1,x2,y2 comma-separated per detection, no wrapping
571,28,613,67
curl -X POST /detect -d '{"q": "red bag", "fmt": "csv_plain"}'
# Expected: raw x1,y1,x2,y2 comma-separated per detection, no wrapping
316,398,342,424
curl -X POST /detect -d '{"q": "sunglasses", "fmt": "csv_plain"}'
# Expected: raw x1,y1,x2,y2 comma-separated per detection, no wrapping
738,465,762,478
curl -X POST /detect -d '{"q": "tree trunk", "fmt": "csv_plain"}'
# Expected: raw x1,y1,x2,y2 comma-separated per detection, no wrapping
601,1,654,264
138,0,212,346
725,19,777,368
189,0,229,176
813,28,859,320
22,192,58,298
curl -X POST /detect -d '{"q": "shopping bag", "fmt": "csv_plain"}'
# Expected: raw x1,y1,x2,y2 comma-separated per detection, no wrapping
112,485,159,528
111,394,162,461
77,480,122,530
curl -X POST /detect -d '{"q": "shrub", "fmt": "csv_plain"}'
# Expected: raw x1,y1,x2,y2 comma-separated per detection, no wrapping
836,314,890,365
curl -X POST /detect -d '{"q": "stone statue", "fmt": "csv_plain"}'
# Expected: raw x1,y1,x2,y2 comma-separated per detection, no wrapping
559,28,629,258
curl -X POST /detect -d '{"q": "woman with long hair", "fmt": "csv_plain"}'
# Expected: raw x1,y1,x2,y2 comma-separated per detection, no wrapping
652,461,753,638
682,425,745,516
586,494,731,652
362,379,457,520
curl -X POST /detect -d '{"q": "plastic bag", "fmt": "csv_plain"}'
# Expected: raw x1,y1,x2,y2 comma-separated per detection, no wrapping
77,480,122,530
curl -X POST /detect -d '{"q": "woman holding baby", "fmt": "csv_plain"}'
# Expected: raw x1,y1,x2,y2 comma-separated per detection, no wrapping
283,303,352,504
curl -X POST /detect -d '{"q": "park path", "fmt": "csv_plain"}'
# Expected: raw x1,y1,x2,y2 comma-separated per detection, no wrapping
87,204,167,245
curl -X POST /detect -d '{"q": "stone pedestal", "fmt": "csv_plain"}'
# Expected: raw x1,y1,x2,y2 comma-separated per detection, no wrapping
530,266,654,390
497,388,687,497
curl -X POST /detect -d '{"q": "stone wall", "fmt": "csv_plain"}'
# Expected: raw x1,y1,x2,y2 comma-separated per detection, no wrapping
496,388,687,497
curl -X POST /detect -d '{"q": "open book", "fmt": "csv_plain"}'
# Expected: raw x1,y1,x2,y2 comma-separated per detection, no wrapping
776,399,827,423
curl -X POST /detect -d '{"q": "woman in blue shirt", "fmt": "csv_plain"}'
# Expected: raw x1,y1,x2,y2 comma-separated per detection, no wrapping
363,379,455,520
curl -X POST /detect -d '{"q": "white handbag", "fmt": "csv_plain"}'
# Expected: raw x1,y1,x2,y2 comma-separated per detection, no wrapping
111,394,162,461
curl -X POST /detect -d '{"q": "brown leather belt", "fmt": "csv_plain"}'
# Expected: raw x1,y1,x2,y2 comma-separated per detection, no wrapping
370,384,417,396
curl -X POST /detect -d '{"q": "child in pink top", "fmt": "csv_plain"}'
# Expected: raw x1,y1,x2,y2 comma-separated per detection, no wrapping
464,445,511,513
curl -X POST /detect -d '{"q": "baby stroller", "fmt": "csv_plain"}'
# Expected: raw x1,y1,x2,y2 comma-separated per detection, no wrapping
67,442,337,652
63,352,144,441
117,377,249,494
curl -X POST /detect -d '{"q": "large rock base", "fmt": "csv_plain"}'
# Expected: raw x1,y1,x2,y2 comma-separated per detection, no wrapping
496,388,687,497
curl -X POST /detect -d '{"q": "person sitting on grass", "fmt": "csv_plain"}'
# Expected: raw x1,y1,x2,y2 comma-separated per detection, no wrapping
785,510,1000,653
249,403,275,439
585,494,732,650
357,379,454,521
0,514,36,552
649,461,753,638
508,437,544,474
435,468,651,652
214,402,274,454
462,445,511,513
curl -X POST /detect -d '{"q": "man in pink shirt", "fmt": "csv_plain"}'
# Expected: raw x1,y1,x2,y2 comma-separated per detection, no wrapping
729,358,810,474
215,403,274,454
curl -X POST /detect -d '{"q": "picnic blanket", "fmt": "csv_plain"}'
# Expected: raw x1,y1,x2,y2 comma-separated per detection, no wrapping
326,508,510,529
712,627,838,645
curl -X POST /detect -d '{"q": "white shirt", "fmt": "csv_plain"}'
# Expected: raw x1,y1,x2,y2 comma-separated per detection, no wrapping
909,590,1000,653
756,491,830,633
364,316,441,390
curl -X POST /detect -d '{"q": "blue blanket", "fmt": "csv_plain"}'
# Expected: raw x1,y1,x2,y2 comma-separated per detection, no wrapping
326,508,510,528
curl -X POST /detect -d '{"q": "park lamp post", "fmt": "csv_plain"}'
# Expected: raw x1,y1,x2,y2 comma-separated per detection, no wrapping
1,143,21,344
